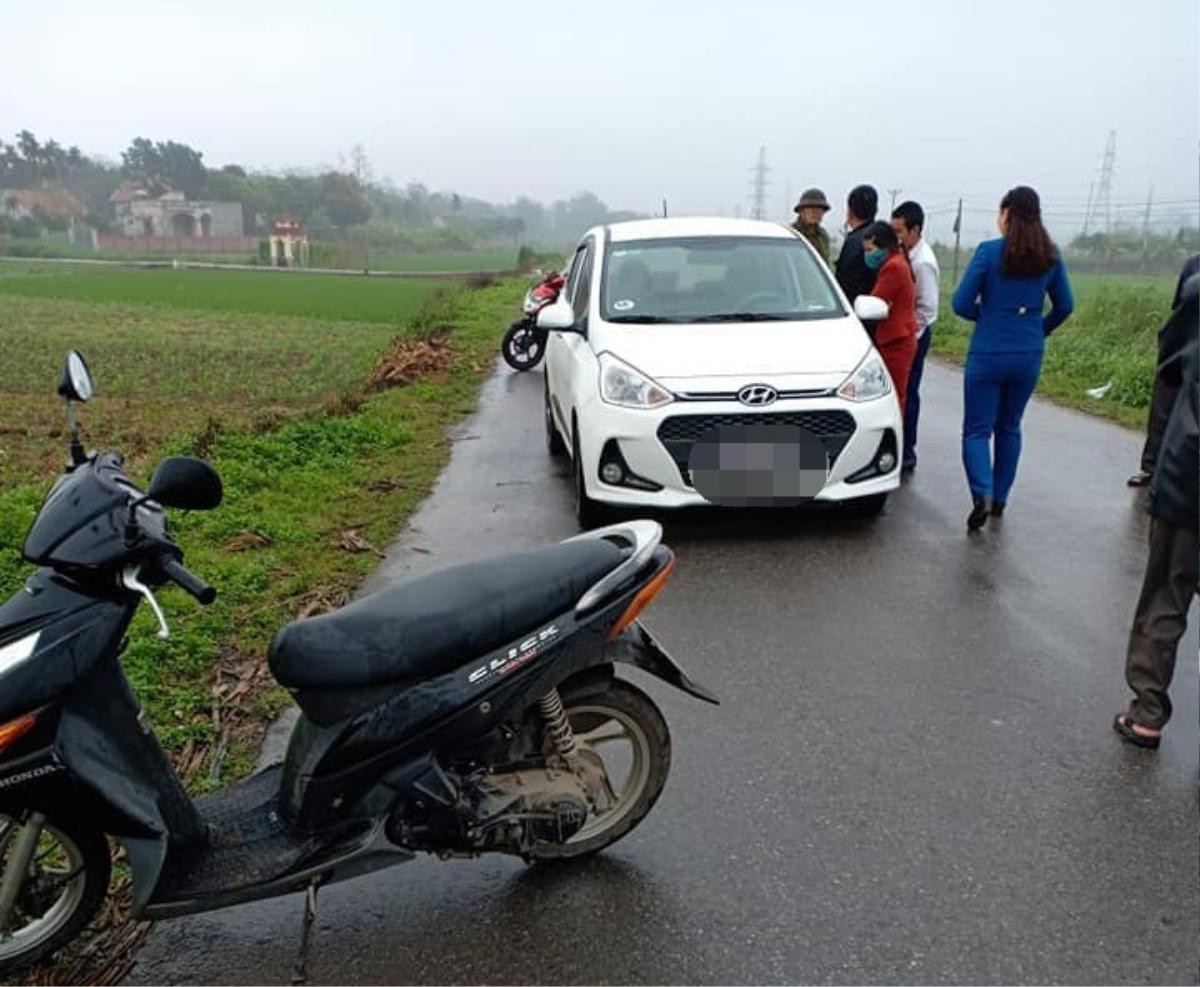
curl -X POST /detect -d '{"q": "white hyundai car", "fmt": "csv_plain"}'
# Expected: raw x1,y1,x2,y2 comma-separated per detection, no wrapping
540,217,901,527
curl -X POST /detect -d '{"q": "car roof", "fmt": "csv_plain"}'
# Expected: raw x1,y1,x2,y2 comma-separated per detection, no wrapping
604,217,798,244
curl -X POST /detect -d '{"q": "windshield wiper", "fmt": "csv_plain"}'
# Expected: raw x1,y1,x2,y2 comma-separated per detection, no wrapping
606,314,686,324
689,312,798,323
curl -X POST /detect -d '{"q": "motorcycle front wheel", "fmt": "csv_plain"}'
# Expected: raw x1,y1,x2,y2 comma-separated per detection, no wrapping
528,679,671,860
0,809,110,977
501,320,546,371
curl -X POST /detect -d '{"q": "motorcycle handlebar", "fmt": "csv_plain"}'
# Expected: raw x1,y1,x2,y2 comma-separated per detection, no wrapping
160,558,217,605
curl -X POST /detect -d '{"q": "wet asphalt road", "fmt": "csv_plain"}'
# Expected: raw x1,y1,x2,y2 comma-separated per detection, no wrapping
129,359,1198,986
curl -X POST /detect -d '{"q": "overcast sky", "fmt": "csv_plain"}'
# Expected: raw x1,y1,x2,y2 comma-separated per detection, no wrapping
5,0,1198,242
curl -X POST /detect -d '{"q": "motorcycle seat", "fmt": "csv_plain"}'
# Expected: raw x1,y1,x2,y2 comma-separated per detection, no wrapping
268,539,625,691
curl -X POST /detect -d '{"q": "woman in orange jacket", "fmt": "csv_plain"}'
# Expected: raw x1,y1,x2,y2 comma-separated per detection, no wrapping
860,221,919,413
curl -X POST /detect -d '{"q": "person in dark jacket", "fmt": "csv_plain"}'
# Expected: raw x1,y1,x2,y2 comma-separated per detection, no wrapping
791,187,832,264
860,221,918,413
834,185,878,310
1127,252,1200,487
951,186,1074,531
1113,272,1198,748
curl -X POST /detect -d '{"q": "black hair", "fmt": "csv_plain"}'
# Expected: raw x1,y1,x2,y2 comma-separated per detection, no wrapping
847,185,878,223
1000,186,1057,278
891,200,925,234
862,220,900,252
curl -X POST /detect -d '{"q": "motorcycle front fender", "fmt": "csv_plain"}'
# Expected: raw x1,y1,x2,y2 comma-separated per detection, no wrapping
605,622,719,704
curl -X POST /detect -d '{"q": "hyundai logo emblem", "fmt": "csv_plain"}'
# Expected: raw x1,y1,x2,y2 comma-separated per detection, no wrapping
737,384,778,407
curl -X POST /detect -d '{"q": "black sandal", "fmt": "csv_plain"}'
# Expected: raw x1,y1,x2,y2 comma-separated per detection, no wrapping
1112,714,1161,749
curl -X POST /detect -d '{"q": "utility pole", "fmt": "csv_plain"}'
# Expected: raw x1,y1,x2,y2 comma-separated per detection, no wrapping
1097,130,1117,236
662,198,668,218
1141,185,1153,271
749,146,769,220
887,188,902,213
951,198,963,285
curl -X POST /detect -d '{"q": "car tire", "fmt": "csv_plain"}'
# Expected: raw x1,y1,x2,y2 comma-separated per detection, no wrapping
572,426,604,529
845,492,887,517
545,377,566,458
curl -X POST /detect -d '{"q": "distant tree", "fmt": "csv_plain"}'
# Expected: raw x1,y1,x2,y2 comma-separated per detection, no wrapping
349,144,372,186
121,137,160,179
221,163,247,177
157,141,206,197
318,172,371,227
121,138,206,197
16,130,39,166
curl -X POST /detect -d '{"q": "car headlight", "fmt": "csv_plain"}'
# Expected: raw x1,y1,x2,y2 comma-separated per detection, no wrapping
837,351,892,401
598,352,673,409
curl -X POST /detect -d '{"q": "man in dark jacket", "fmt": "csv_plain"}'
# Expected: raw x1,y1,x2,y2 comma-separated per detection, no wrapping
1113,271,1199,748
834,184,879,308
1127,253,1199,486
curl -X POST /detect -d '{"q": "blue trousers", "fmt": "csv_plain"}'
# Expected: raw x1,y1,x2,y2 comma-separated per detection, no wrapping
902,326,932,468
962,350,1043,504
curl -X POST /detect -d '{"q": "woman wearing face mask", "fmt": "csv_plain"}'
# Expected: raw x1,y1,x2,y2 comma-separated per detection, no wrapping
952,186,1074,531
860,221,919,414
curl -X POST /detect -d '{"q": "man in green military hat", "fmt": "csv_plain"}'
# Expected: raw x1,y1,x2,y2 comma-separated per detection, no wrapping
791,188,832,264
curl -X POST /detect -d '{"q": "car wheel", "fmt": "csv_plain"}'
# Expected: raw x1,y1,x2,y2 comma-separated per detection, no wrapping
845,493,887,517
572,426,604,529
545,377,566,458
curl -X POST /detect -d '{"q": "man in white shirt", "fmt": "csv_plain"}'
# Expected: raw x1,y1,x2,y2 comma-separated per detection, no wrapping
891,201,940,472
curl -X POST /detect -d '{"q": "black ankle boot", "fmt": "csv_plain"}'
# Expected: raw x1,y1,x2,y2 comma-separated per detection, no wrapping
967,497,990,531
990,501,1006,517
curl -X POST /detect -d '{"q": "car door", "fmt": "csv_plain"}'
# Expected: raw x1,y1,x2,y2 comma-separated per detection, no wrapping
547,237,596,451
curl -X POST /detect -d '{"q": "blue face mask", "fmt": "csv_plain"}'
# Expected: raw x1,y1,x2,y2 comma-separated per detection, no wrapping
864,248,887,270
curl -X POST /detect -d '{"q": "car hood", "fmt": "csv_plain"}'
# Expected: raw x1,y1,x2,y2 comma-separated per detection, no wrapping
597,316,871,391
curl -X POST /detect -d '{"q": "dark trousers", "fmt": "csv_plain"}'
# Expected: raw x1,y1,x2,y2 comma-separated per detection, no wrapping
1123,516,1199,729
903,326,932,468
1139,376,1181,473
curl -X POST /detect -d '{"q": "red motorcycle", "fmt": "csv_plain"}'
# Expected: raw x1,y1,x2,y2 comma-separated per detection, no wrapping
501,269,567,371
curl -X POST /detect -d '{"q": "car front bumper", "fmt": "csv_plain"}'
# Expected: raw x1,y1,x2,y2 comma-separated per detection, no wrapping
576,391,902,508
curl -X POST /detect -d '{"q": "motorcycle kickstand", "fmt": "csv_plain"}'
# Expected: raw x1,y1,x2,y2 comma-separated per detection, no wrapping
290,876,321,986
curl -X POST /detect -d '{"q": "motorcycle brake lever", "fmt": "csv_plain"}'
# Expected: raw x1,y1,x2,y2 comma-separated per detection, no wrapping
121,565,170,639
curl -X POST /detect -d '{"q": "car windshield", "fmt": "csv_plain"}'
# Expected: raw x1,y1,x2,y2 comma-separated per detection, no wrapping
601,236,843,324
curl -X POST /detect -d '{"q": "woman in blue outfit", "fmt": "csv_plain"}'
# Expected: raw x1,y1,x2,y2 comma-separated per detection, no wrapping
952,186,1074,531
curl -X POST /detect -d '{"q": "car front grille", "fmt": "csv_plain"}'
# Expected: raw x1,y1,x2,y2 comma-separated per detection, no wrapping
656,410,857,486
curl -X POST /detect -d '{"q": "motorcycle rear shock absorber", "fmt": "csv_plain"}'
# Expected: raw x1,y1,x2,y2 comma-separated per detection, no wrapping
537,688,578,761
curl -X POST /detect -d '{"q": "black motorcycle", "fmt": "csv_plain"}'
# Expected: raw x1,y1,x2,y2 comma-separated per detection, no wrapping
0,351,716,975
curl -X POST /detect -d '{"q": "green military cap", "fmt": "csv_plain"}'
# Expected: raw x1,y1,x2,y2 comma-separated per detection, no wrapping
794,188,831,212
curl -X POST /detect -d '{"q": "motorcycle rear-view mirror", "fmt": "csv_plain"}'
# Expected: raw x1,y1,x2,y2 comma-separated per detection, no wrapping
57,350,95,403
147,457,224,511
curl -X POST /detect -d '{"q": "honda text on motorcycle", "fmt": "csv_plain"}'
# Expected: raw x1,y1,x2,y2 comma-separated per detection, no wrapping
0,351,716,975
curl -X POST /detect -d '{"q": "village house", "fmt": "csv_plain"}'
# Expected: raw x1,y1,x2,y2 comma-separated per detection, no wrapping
0,188,87,223
109,181,243,237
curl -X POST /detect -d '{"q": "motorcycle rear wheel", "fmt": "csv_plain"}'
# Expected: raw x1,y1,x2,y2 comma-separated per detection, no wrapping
527,679,670,860
501,320,546,371
0,809,110,977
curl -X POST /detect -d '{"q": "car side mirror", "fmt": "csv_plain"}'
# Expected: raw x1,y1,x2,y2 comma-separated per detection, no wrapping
147,457,224,510
853,295,889,322
536,299,579,332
